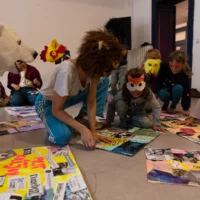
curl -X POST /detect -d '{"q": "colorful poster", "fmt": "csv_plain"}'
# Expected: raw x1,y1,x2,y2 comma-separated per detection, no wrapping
162,120,200,144
0,117,45,135
145,147,200,187
76,128,160,156
0,146,92,199
159,112,186,121
4,106,37,117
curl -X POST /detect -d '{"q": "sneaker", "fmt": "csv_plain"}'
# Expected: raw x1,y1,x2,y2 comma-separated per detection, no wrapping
191,88,200,98
162,103,169,111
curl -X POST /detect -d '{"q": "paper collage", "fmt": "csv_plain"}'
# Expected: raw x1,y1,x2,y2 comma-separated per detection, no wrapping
145,147,200,187
4,106,37,118
161,114,200,144
0,145,92,200
76,127,160,156
2,106,45,135
0,117,45,136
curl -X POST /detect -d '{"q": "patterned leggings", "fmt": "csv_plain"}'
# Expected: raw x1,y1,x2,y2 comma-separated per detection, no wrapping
158,84,183,110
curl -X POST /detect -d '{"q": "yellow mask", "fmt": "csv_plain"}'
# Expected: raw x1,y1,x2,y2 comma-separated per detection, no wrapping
40,39,67,62
144,59,161,76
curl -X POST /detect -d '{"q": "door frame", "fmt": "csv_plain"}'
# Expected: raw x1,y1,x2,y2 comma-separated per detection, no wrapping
151,0,195,68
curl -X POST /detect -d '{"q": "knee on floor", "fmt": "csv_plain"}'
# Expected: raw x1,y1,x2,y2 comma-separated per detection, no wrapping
48,129,72,146
133,118,153,129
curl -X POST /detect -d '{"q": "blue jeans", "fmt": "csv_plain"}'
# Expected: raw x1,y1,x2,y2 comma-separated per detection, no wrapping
10,87,38,106
131,112,152,128
115,99,152,129
35,77,109,146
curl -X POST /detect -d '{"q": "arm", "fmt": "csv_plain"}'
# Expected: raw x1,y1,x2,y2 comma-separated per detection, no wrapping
7,72,14,90
31,67,43,89
149,90,161,126
181,80,191,111
86,79,113,143
86,79,98,133
105,98,116,124
181,91,191,111
7,72,20,91
0,82,7,98
52,92,95,149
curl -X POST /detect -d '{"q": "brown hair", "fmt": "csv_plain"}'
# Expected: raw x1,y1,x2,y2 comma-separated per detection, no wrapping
141,49,161,67
144,49,161,60
15,60,27,72
169,50,193,78
122,67,150,100
76,29,123,78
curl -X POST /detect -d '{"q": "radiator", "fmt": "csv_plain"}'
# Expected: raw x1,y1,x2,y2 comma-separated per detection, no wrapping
127,45,153,70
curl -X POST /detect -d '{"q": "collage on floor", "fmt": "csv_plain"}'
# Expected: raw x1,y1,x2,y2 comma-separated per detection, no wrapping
0,145,92,200
0,107,45,136
145,147,200,187
1,99,200,199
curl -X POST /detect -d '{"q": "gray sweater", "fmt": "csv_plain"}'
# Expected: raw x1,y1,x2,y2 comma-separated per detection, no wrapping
106,89,161,126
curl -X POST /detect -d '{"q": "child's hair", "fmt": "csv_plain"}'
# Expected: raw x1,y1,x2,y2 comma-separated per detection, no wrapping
169,50,193,78
141,49,161,68
76,29,123,78
122,67,150,100
105,18,125,44
144,49,161,60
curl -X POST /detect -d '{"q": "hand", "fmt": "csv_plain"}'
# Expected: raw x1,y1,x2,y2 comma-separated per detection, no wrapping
183,110,190,116
4,97,10,104
175,117,194,126
5,96,11,100
11,84,20,91
80,127,96,149
153,125,166,132
33,78,41,86
93,134,113,144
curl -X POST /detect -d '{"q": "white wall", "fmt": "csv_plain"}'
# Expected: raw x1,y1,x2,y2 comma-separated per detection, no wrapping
192,0,200,90
131,0,199,90
0,0,131,94
131,0,152,48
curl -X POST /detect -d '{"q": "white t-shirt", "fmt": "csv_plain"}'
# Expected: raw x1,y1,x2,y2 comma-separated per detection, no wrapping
40,60,89,98
190,99,200,119
19,71,26,87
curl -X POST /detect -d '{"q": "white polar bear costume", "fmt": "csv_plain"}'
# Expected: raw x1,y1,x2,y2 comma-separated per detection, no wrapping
0,24,38,76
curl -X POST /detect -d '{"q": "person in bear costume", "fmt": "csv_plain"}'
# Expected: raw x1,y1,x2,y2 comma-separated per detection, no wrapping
0,24,38,106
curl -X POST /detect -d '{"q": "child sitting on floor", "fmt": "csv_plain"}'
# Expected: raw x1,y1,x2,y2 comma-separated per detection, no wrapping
103,67,165,132
157,50,192,115
7,60,42,106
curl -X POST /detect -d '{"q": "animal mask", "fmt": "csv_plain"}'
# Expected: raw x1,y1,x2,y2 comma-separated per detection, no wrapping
40,39,67,62
0,24,37,76
126,74,146,91
144,59,161,76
